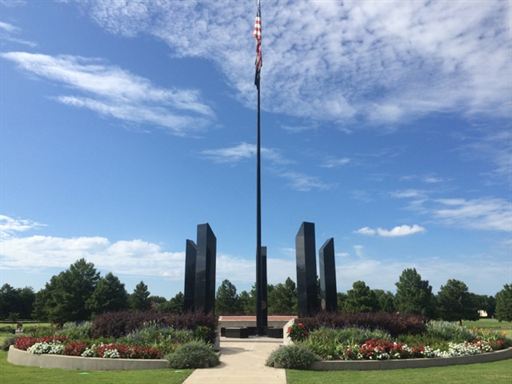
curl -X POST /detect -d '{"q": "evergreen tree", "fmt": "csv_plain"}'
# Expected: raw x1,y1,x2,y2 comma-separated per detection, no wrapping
437,279,479,323
39,259,99,323
344,281,379,313
238,290,254,315
216,279,241,315
158,292,185,313
0,284,18,319
373,289,396,313
86,272,129,315
32,288,50,321
495,283,512,321
395,268,435,318
149,295,167,309
336,292,347,312
130,281,152,311
268,277,297,315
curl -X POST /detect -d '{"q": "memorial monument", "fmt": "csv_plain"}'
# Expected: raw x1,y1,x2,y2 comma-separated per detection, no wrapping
295,222,320,317
319,238,337,312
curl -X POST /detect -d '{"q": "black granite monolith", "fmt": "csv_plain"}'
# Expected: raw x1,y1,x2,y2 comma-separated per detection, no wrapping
296,222,319,317
183,239,197,312
319,238,337,312
260,246,268,325
194,223,217,314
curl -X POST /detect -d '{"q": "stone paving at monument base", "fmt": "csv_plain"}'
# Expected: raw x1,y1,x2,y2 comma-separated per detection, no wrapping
183,339,285,384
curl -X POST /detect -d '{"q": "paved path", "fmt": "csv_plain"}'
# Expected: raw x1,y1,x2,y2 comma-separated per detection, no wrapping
183,339,286,384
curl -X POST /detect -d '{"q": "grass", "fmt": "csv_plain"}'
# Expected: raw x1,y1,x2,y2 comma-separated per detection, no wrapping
463,318,512,337
0,351,192,384
286,359,512,384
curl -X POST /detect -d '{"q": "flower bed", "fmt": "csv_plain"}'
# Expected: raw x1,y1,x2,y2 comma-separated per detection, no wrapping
279,319,512,369
13,336,162,359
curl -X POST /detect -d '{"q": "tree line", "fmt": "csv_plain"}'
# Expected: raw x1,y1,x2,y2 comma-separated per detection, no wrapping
1,259,511,323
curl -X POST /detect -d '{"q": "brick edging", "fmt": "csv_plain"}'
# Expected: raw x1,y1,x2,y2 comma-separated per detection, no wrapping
310,347,512,370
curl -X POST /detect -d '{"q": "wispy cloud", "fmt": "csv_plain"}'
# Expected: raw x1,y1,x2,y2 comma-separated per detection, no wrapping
0,20,36,47
80,0,512,124
0,21,18,33
278,171,332,192
201,143,330,191
432,198,512,232
201,142,289,164
1,51,214,135
393,191,512,232
0,214,43,239
355,224,426,237
321,157,351,168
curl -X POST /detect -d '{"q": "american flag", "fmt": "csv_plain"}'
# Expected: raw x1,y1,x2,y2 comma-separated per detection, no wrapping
253,0,262,88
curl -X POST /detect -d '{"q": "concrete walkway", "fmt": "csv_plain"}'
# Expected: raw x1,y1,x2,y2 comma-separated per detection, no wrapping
183,338,286,384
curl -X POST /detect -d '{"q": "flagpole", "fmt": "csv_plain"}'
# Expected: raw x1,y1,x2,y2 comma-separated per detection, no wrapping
254,0,266,336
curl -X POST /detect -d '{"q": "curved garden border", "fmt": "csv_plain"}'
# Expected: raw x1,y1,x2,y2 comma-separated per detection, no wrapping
310,347,512,370
7,345,169,371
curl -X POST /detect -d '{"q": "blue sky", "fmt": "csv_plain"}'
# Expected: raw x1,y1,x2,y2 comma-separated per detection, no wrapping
0,0,511,298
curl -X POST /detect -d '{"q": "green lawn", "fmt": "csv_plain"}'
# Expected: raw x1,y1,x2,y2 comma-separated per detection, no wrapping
287,359,512,384
463,319,512,337
0,351,192,384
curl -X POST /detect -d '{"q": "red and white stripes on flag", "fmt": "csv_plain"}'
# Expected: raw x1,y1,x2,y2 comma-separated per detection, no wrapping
253,0,262,88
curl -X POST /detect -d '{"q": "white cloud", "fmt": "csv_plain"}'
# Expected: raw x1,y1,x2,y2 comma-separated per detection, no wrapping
321,157,351,168
278,171,332,192
353,245,364,258
0,21,18,33
79,0,512,124
433,198,512,232
392,191,512,232
0,214,43,239
0,20,36,47
0,214,509,294
1,51,213,135
355,224,426,237
201,142,289,164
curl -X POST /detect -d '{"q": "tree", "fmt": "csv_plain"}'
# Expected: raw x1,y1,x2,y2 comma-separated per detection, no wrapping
336,292,347,312
216,279,241,315
238,290,255,315
149,296,167,310
38,259,100,323
373,289,396,313
471,294,496,318
0,284,18,319
495,284,512,321
86,272,129,315
268,277,297,315
130,281,151,311
437,279,479,323
395,268,436,318
157,292,185,313
344,281,379,313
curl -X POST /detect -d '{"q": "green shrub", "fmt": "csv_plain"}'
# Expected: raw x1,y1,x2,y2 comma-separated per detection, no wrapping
266,345,319,369
335,327,392,344
121,324,195,355
56,322,91,339
426,321,475,342
1,336,17,351
302,327,392,359
303,328,341,360
167,341,219,369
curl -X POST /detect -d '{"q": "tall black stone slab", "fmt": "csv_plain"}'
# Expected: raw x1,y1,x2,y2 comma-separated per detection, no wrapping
183,239,197,312
260,246,268,326
319,238,337,312
194,223,217,314
296,222,319,317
